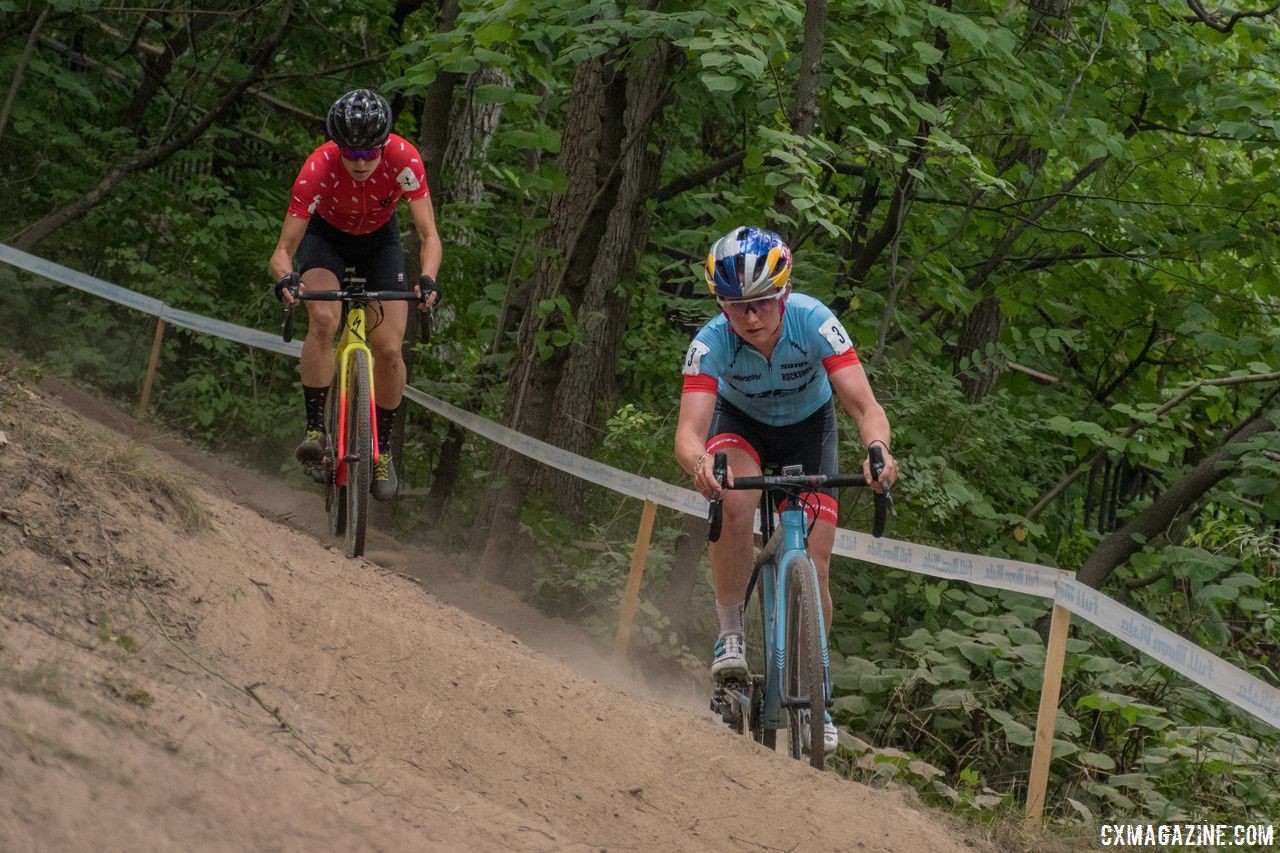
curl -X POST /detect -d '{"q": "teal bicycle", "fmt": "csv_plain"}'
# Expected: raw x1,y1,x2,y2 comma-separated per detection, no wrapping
708,447,889,770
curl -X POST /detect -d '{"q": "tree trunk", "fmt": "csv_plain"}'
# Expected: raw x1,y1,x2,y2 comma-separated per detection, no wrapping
774,0,827,231
660,512,710,634
948,0,1081,400
953,294,1004,402
0,6,50,144
1076,409,1278,589
473,37,674,578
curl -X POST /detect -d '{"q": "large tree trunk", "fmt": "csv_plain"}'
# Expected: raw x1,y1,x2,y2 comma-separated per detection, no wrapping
774,0,827,232
472,36,673,581
1076,409,1278,589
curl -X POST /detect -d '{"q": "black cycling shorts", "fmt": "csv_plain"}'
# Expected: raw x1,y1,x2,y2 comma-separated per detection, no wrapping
296,214,408,292
706,396,840,497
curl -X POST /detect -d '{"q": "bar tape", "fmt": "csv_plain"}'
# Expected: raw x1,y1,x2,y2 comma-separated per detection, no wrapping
5,242,1278,730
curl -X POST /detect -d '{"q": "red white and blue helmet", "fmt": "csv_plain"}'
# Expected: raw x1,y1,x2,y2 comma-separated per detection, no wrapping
704,226,792,299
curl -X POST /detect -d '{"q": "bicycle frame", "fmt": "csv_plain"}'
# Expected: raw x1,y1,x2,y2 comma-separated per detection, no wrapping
707,450,886,763
755,504,831,731
331,302,379,488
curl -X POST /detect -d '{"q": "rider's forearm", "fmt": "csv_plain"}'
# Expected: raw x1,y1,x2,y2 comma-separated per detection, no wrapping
269,247,293,282
418,232,442,280
676,433,708,477
855,404,892,451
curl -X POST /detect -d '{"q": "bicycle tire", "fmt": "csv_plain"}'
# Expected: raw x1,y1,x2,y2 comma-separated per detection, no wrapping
743,578,776,750
783,554,826,770
345,350,372,558
324,381,345,538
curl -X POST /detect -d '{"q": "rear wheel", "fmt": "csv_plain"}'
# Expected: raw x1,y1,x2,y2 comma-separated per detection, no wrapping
783,554,826,769
345,350,372,558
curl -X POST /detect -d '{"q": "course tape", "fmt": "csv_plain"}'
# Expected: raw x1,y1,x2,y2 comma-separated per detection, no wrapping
1,243,165,314
5,243,1279,730
833,530,1062,598
1057,577,1280,729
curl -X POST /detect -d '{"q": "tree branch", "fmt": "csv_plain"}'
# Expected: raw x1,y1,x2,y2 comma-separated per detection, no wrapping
11,0,297,251
1027,373,1280,519
1077,406,1279,589
1183,0,1280,32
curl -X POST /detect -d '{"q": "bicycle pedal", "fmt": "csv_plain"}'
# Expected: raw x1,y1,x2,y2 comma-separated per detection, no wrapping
304,463,326,485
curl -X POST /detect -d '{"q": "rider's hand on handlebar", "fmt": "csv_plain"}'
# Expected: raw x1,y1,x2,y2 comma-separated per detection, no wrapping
275,272,302,305
862,442,900,495
692,451,727,500
415,274,440,312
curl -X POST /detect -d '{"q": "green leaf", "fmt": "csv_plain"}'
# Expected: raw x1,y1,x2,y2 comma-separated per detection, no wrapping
914,41,944,65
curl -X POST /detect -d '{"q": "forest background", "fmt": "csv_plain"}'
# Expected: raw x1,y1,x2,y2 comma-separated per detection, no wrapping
2,0,1280,833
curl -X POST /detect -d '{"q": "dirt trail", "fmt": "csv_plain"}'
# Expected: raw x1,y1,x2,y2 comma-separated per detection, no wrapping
0,373,994,852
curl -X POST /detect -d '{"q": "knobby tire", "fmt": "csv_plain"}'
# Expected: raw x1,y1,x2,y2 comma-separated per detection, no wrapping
744,578,776,750
783,554,826,770
325,379,345,538
345,350,372,558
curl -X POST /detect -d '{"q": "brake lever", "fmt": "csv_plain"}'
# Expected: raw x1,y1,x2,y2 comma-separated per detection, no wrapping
706,451,728,542
868,445,898,518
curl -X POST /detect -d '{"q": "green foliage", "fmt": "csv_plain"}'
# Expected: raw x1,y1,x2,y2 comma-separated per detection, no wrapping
4,0,1280,834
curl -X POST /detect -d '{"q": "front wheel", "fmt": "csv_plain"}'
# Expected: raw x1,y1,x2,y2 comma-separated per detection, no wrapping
783,554,827,770
324,380,344,538
345,350,372,558
744,577,776,750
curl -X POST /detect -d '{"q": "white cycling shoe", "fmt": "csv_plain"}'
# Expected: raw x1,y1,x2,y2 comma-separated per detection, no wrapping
800,709,839,754
711,633,747,679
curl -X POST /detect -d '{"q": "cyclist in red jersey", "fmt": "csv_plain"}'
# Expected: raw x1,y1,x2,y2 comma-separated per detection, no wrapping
269,89,442,501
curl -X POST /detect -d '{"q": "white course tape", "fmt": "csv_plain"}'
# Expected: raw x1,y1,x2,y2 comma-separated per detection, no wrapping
159,305,303,358
0,243,164,315
402,386,652,503
6,243,1279,730
1057,577,1280,729
833,530,1063,598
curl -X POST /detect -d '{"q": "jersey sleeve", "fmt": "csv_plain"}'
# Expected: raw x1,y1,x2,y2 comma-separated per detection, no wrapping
387,135,430,202
680,330,721,395
286,148,332,220
810,303,860,374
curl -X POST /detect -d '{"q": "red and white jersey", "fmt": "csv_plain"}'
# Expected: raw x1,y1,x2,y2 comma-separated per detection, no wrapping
286,133,430,234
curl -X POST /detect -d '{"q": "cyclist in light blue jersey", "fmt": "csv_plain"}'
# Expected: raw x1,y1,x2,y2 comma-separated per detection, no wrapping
674,226,900,753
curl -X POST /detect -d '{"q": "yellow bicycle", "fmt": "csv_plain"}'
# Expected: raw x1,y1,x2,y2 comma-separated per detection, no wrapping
282,272,427,557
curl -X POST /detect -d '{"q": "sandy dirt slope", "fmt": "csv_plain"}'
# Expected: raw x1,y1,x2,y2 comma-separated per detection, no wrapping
0,373,993,852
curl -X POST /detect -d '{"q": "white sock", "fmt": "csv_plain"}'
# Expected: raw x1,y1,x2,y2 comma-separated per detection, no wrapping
716,601,745,638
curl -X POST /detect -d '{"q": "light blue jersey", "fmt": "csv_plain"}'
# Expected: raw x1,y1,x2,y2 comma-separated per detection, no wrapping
681,292,859,426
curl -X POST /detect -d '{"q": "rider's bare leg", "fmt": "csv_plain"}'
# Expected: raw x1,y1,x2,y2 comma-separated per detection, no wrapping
299,268,341,388
708,446,762,619
806,520,836,633
369,300,408,409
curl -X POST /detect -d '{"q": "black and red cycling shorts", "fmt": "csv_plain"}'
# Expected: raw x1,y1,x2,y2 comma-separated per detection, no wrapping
705,396,840,525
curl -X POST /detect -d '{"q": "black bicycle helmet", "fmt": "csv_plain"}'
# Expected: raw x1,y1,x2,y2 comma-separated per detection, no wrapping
326,89,393,148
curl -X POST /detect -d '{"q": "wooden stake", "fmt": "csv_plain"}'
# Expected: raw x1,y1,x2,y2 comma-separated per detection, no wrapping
612,499,658,661
1025,601,1072,824
139,316,166,414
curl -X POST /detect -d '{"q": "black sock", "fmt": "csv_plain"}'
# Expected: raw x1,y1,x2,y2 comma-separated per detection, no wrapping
376,405,397,455
303,385,328,433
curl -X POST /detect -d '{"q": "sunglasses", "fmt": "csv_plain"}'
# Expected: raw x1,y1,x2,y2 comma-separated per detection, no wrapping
718,291,785,315
339,146,382,161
